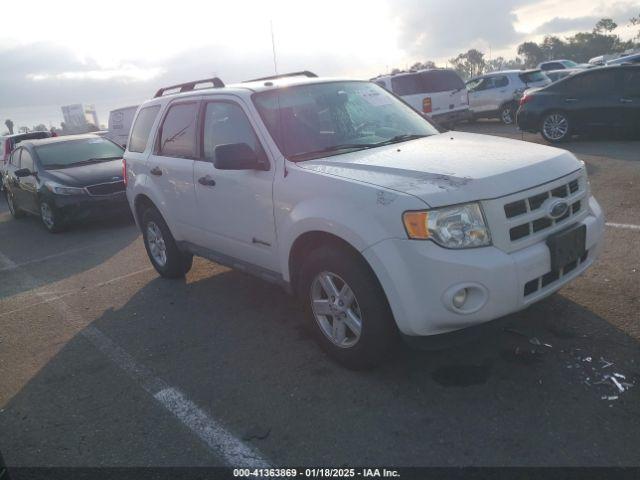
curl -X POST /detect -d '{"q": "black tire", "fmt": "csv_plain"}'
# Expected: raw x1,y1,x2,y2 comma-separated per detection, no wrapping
499,103,516,125
141,206,193,278
540,111,571,143
298,245,398,369
39,200,65,233
5,190,25,219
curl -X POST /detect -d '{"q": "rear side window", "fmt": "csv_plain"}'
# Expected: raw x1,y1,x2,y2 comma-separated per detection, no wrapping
129,106,160,153
519,71,547,83
492,76,509,88
158,103,199,158
392,70,464,95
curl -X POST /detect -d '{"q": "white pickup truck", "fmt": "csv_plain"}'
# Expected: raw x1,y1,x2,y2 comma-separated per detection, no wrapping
124,72,604,369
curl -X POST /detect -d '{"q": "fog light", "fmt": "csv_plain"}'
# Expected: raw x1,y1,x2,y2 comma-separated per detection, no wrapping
452,288,468,309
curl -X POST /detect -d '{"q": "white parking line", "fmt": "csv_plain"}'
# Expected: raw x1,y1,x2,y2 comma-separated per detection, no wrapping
606,222,640,231
0,248,272,468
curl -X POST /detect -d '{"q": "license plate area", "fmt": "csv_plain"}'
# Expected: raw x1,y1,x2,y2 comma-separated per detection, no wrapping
546,224,586,272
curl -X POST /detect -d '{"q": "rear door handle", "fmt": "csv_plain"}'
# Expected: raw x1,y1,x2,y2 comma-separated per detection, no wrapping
564,98,579,103
150,166,162,176
620,98,633,103
198,175,216,187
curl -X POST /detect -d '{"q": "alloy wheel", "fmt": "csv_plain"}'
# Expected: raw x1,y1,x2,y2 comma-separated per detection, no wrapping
40,202,55,229
6,192,16,215
501,107,514,125
310,271,362,348
146,221,168,267
542,114,569,141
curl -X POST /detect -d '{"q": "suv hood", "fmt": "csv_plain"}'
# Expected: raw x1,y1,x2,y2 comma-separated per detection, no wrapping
298,132,581,207
43,159,123,188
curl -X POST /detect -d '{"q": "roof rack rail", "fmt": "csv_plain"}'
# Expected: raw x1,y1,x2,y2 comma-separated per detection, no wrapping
154,77,225,98
243,70,317,83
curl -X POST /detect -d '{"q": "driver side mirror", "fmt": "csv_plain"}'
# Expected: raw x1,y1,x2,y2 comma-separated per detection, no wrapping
14,168,33,178
214,143,268,171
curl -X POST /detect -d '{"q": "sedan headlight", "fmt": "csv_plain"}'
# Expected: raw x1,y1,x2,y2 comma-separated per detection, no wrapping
44,182,86,195
403,202,491,248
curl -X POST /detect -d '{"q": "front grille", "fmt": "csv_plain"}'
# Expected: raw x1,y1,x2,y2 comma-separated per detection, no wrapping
523,250,589,297
86,181,125,196
504,176,584,242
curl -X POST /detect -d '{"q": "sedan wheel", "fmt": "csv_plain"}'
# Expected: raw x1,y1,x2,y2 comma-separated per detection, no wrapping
500,105,514,125
6,191,24,218
541,112,570,142
310,271,362,348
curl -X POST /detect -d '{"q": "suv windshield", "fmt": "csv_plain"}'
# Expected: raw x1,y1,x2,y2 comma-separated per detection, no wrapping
252,81,438,161
561,60,578,68
36,137,124,169
519,70,548,84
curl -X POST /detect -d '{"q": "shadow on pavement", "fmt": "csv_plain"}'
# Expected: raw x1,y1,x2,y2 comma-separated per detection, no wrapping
1,267,639,466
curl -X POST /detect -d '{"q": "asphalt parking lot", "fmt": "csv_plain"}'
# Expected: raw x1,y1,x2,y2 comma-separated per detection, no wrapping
1,122,639,468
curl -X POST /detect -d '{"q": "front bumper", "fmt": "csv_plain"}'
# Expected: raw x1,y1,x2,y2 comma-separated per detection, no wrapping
50,191,131,223
362,195,605,336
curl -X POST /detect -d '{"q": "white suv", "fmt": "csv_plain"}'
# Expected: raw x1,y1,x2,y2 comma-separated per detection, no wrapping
466,70,550,124
124,72,604,369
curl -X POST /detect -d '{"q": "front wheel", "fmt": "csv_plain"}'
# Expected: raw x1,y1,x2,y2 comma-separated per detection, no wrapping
298,246,398,369
541,111,570,142
141,207,193,278
40,201,64,232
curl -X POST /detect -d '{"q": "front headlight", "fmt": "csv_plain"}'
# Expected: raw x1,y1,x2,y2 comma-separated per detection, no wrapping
403,202,491,248
44,182,86,195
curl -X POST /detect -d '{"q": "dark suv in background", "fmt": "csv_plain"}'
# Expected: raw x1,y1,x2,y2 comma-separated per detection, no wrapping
517,65,640,142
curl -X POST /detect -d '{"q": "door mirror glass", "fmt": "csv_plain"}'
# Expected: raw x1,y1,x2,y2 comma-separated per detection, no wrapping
14,168,32,177
214,143,265,170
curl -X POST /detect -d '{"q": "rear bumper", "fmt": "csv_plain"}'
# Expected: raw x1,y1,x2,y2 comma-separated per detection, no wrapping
50,192,131,223
431,108,472,125
362,195,604,337
516,107,541,132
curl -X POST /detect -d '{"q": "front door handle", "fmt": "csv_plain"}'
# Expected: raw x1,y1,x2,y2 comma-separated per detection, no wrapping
150,166,162,176
198,175,216,187
564,98,578,103
620,98,633,104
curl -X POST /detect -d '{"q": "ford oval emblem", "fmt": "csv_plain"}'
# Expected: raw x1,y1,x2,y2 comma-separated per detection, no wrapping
547,199,569,219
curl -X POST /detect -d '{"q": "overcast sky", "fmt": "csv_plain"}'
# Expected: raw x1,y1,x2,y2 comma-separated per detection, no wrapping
0,0,638,128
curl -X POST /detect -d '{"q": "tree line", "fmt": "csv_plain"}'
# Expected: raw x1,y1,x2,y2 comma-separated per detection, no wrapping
388,15,640,80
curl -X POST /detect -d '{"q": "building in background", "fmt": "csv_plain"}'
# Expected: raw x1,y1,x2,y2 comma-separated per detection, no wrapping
61,104,100,133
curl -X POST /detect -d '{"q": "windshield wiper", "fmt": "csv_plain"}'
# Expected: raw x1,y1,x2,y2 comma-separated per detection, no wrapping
370,133,428,147
289,143,376,161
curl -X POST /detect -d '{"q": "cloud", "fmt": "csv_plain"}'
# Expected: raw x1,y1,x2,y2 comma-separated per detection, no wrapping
392,0,538,59
533,16,600,34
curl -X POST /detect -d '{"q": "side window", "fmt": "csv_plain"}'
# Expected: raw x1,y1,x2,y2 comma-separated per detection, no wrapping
202,102,265,163
566,71,616,95
129,105,160,153
493,76,509,88
391,75,421,96
622,70,640,97
158,103,199,158
10,148,21,167
20,150,34,171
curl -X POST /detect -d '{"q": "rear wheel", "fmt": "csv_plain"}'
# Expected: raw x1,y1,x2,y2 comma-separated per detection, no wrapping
500,103,516,125
5,190,25,218
541,111,570,142
298,245,397,369
141,207,192,278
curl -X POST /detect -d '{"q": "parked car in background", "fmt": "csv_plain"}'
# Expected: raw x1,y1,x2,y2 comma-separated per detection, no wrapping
544,69,580,83
606,52,640,65
124,73,604,368
1,131,51,192
2,134,129,232
466,70,550,124
517,64,640,142
538,59,589,71
107,105,139,147
372,69,470,127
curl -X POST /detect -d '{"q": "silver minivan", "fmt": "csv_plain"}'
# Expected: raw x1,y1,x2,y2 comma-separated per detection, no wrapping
372,69,471,127
466,70,550,124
